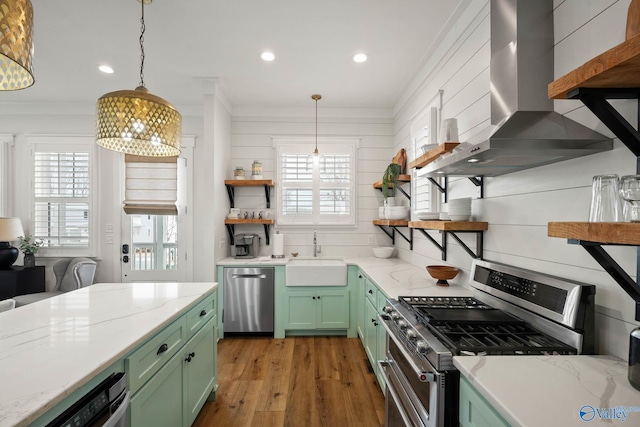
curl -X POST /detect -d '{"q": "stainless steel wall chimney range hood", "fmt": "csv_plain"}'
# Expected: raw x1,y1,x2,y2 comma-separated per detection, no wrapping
420,0,612,177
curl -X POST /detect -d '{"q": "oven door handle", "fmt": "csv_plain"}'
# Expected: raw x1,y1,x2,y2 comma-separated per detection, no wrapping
379,315,435,383
378,361,423,427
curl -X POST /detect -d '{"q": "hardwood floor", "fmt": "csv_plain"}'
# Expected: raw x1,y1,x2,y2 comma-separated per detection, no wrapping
193,336,386,427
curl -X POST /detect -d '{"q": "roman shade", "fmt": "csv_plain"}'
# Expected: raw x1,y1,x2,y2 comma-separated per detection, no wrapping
123,154,178,215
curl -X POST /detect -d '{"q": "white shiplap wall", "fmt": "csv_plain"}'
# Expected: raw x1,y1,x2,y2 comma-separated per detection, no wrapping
228,111,394,258
393,0,639,360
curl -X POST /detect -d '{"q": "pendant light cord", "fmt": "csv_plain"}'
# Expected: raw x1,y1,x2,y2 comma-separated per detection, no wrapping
139,0,146,88
315,97,318,151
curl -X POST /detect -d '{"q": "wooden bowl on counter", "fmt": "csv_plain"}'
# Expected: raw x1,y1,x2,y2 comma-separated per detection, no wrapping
426,265,459,286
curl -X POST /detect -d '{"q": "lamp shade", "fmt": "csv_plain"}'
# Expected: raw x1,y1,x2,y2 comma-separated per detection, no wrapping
96,86,182,157
0,217,24,241
0,0,34,91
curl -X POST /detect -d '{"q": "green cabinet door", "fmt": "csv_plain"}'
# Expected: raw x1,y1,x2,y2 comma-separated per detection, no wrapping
364,298,378,367
130,350,184,427
356,271,365,342
184,319,216,426
459,376,510,427
316,290,349,329
284,292,317,329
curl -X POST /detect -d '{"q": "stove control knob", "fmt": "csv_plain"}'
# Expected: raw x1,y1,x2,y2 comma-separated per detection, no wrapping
406,329,417,340
416,341,430,354
391,312,401,321
383,305,393,314
398,320,408,330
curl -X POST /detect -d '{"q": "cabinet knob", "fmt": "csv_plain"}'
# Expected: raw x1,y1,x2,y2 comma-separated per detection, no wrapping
312,296,316,300
189,352,195,359
317,296,321,299
200,309,207,317
185,352,196,363
368,289,373,294
359,275,362,278
157,343,169,355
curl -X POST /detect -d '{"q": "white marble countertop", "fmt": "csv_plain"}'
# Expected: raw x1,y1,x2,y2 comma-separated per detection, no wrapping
0,282,217,427
454,355,640,426
218,256,472,298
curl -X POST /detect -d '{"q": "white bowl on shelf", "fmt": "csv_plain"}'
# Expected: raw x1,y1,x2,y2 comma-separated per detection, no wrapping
372,246,394,258
385,206,408,220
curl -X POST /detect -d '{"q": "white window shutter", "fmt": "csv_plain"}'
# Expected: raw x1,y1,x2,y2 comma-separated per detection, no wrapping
123,154,178,215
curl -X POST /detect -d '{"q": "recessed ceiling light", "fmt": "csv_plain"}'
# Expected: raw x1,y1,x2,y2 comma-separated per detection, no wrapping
353,53,368,63
467,158,480,163
261,51,275,62
98,65,114,74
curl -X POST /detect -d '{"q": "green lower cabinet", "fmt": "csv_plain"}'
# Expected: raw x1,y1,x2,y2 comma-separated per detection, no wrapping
459,376,510,427
364,298,378,366
130,350,184,427
283,289,349,330
356,271,366,344
130,318,217,427
184,318,216,426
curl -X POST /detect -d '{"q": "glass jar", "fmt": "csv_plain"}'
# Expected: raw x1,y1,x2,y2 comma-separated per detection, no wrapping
234,166,245,179
251,160,262,177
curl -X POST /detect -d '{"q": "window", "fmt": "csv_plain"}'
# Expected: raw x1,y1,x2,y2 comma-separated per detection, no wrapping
0,135,12,216
274,138,358,226
411,106,441,218
29,136,97,256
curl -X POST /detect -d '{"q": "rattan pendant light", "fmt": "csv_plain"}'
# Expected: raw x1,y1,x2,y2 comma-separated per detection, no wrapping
0,0,35,91
96,0,181,157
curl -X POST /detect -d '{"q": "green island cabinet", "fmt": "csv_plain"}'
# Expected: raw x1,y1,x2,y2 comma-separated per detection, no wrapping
129,291,218,427
459,376,510,427
31,290,218,427
358,270,388,392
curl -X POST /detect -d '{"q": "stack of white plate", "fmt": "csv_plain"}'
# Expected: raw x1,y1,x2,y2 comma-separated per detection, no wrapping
448,197,472,221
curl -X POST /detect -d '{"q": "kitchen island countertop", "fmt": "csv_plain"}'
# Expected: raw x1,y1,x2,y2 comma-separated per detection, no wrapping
0,281,217,427
454,354,640,426
217,256,472,299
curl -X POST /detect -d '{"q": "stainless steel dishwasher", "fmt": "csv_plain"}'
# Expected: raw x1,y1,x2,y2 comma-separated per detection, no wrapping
223,267,274,334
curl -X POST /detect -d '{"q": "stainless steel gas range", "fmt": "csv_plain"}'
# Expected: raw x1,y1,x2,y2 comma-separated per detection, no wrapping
378,259,596,427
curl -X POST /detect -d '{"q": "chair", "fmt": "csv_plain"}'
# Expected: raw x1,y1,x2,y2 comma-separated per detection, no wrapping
13,258,97,307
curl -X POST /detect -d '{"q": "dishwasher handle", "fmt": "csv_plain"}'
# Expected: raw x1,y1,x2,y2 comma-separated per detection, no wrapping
231,274,268,279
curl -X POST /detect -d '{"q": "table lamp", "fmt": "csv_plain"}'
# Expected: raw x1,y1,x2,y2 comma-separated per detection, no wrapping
0,218,25,269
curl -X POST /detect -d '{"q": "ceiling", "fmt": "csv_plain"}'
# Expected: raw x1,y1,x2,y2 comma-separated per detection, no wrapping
2,0,468,112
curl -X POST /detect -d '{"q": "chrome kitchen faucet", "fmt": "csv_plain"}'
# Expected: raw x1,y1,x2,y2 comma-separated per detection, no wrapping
313,229,321,257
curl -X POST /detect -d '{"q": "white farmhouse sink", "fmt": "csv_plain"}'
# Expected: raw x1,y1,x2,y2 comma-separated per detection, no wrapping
285,259,347,286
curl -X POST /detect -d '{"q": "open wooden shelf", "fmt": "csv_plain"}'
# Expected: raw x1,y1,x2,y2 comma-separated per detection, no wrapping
408,142,460,169
548,34,640,99
548,221,640,245
373,219,409,227
409,220,488,231
224,179,274,187
372,175,411,188
224,219,275,225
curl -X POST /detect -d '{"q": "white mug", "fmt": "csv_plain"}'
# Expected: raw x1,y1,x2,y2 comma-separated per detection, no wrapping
440,118,459,143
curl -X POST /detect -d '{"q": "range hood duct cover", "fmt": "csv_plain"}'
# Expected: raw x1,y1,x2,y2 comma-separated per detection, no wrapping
421,0,612,177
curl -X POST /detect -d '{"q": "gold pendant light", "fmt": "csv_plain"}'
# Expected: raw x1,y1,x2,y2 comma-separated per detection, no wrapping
96,0,181,157
0,0,35,91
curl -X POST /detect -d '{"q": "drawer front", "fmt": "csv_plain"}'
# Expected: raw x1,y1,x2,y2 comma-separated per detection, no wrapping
186,293,216,338
127,316,187,394
365,279,378,305
459,376,510,427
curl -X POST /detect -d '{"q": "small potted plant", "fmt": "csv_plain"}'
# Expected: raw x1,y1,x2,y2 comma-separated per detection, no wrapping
18,235,43,268
381,162,402,203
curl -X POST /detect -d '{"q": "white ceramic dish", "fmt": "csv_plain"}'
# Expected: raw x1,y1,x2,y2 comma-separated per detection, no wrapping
372,246,394,258
449,214,471,221
417,212,439,220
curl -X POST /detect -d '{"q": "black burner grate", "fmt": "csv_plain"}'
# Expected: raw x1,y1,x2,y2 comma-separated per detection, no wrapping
429,322,577,355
